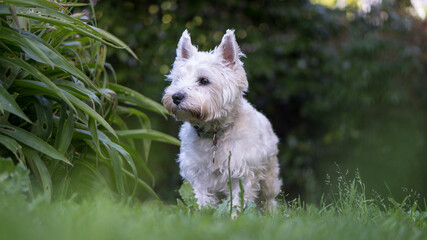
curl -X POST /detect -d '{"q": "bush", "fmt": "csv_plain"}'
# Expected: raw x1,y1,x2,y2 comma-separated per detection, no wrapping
0,0,178,200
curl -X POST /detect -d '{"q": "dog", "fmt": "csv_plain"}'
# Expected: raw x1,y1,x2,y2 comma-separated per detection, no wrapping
162,29,281,211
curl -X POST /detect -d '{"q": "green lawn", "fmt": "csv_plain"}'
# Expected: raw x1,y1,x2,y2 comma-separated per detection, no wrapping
0,179,425,240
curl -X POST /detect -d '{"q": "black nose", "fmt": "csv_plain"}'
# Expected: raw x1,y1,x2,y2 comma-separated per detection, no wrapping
172,92,185,105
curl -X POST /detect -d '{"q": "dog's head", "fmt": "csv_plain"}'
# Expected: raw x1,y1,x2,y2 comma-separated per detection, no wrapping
162,29,248,122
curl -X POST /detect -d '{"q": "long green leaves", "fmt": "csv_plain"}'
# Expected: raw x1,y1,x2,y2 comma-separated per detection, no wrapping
0,55,75,112
12,80,117,138
0,3,137,58
0,1,178,200
0,124,71,165
0,84,31,123
117,129,180,146
109,83,168,117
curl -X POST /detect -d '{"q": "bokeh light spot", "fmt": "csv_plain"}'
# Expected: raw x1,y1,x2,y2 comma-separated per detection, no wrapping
161,1,172,11
213,31,222,42
160,65,170,75
148,4,159,14
236,29,247,39
162,14,172,24
193,16,203,26
197,34,206,44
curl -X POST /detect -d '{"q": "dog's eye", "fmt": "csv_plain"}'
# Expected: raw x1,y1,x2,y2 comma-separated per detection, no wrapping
198,77,210,85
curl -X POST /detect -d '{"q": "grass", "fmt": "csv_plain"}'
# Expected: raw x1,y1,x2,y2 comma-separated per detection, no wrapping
0,169,425,240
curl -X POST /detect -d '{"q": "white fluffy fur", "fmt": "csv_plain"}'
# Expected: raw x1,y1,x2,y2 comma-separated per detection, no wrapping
162,29,282,210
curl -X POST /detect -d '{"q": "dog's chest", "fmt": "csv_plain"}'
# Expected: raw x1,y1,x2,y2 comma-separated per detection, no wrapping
189,135,227,165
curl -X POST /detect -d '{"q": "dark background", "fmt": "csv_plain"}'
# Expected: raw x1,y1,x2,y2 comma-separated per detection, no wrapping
94,0,427,203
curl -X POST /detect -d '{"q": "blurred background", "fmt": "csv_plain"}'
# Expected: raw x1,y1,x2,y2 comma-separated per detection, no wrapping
94,0,427,203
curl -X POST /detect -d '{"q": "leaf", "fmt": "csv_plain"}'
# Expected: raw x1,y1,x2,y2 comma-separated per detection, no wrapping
94,27,138,59
2,0,62,11
89,117,105,158
75,160,112,194
0,55,75,112
53,103,74,154
0,26,54,67
64,91,117,139
97,131,139,195
0,134,24,162
54,79,101,105
76,129,141,196
111,113,135,149
0,157,30,195
122,168,159,200
116,129,180,146
13,80,118,139
24,147,52,200
0,5,137,58
120,143,155,186
0,83,31,123
0,124,71,165
109,83,168,117
115,107,152,161
179,180,198,209
0,26,100,92
76,129,138,183
0,61,20,88
105,143,125,196
32,95,53,141
58,3,88,7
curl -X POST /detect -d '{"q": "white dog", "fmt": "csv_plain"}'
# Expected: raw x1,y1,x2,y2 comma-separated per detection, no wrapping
162,29,281,210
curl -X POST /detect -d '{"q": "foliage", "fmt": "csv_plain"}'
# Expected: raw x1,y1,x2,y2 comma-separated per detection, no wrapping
0,172,425,240
0,157,30,196
95,0,427,202
0,0,178,200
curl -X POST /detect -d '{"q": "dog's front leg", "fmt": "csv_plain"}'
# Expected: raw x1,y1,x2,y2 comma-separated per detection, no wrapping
228,177,258,211
192,184,217,208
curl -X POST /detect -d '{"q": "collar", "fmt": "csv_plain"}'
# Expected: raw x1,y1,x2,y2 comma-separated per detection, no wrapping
193,125,226,145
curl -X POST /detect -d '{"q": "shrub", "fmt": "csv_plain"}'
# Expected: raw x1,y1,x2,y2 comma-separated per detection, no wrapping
0,0,179,200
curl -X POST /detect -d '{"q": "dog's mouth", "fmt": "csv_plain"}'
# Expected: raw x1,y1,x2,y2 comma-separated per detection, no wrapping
162,94,210,121
173,106,203,121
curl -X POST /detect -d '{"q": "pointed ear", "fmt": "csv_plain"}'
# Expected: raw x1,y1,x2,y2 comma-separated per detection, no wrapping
177,30,197,60
216,29,241,67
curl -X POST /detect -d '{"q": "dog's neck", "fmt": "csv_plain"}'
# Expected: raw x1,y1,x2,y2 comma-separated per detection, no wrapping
190,98,243,138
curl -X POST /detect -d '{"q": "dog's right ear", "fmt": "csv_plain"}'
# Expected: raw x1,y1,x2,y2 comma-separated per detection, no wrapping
177,30,197,60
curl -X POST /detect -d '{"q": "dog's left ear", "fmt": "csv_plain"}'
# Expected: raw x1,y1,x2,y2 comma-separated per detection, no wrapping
177,30,197,60
217,29,241,67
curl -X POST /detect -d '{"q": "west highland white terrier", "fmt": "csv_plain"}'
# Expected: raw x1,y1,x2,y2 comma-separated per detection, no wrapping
162,29,282,211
